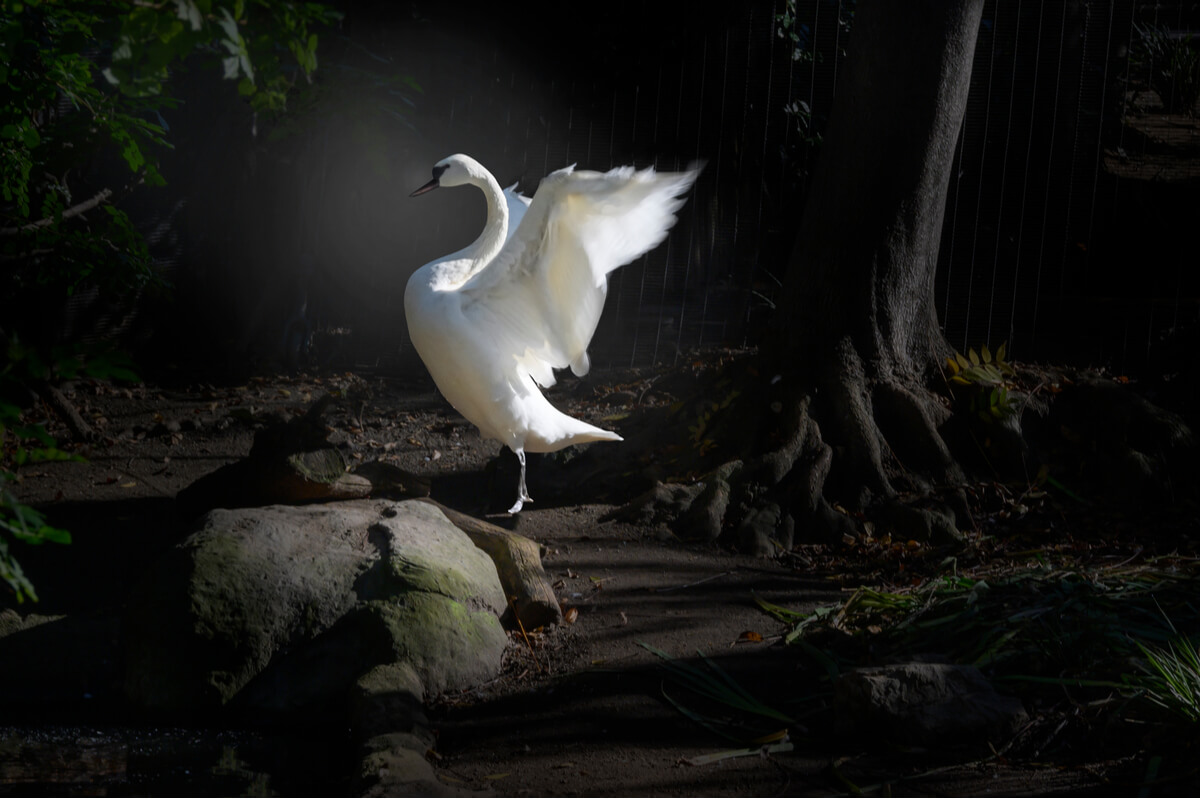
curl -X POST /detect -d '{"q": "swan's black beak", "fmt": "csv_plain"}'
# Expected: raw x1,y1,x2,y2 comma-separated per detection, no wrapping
409,178,440,197
411,163,449,197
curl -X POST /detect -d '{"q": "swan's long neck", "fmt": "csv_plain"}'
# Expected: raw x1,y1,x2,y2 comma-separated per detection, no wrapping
461,171,508,277
421,164,510,291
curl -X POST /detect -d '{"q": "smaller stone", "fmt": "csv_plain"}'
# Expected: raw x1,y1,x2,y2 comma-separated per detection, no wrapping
834,662,1028,752
734,502,782,556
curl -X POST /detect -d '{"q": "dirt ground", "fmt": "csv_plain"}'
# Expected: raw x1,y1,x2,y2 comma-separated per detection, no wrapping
3,361,1185,796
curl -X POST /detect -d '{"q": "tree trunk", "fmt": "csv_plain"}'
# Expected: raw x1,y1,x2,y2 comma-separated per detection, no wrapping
768,0,986,511
601,1,991,548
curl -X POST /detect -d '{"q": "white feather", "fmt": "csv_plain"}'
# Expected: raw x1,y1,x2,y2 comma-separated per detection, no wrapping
405,153,700,511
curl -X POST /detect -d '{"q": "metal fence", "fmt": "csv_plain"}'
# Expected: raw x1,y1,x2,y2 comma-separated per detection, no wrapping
380,0,1197,377
152,0,1198,379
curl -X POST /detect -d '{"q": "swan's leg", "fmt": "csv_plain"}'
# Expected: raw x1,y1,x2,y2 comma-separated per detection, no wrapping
507,448,533,514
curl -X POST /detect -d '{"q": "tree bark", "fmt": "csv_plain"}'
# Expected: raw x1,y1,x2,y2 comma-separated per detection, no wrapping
601,1,991,547
778,0,983,371
767,0,986,510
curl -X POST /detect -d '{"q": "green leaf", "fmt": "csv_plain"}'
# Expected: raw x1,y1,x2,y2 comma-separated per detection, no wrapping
38,526,72,545
175,0,203,31
20,124,40,148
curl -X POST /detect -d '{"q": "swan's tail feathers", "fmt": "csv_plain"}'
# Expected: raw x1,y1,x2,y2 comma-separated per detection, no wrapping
581,429,623,444
527,417,623,453
558,421,623,448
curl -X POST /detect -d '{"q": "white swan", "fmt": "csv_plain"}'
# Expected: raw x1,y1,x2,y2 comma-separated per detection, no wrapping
405,153,700,513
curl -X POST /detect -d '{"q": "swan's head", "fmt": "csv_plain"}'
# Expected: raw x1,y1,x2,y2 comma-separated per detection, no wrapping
410,154,489,196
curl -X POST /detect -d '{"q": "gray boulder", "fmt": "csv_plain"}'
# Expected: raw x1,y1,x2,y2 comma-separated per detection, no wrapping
124,499,508,715
834,661,1028,751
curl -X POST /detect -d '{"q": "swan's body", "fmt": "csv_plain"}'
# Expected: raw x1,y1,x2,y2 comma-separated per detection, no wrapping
405,153,700,512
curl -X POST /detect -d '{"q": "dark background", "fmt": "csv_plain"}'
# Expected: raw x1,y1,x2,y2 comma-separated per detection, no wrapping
41,0,1200,386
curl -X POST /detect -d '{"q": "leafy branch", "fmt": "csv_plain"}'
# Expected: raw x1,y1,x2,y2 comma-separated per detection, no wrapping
945,343,1018,423
0,0,340,299
0,1,337,604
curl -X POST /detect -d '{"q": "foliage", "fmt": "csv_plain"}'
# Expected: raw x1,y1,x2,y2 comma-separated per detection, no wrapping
0,0,339,301
1132,23,1200,115
0,482,71,604
684,389,739,457
0,332,140,603
775,0,854,64
1137,634,1200,724
774,0,854,167
945,343,1018,423
763,563,1200,706
639,641,798,745
0,1,335,603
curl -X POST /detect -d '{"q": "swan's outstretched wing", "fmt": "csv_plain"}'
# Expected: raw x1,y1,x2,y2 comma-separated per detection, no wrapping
460,163,700,388
503,183,532,240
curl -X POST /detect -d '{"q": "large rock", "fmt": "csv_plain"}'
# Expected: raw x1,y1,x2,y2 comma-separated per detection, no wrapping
834,662,1028,751
124,499,507,715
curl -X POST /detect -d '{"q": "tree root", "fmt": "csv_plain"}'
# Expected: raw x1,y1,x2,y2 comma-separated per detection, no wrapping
601,351,1195,557
32,379,97,443
417,498,562,631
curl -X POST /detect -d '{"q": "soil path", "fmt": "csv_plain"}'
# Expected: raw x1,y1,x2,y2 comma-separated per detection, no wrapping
5,369,1129,795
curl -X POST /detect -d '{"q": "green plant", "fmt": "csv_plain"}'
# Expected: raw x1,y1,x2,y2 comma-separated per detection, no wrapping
0,478,72,604
1136,635,1200,723
763,565,1200,695
1132,23,1200,115
638,641,797,744
0,389,77,603
1,1,339,301
945,343,1018,423
0,1,334,603
774,0,853,177
681,389,739,457
1,334,138,603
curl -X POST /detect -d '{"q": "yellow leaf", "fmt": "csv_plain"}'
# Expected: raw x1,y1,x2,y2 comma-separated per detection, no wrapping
684,742,794,765
945,357,960,375
950,376,970,385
